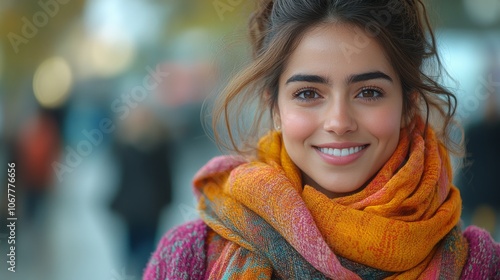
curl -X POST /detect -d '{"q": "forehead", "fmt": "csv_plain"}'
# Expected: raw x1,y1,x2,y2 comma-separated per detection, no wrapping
281,23,398,81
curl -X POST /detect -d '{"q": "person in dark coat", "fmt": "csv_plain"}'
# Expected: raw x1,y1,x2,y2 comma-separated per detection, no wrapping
110,106,173,275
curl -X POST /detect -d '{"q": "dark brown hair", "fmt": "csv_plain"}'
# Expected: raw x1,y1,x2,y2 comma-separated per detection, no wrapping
210,0,462,157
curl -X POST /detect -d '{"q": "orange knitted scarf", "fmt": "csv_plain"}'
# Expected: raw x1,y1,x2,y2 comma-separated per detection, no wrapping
195,117,469,279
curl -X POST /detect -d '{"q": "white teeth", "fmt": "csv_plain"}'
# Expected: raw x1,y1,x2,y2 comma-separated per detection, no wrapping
319,146,365,157
333,149,340,156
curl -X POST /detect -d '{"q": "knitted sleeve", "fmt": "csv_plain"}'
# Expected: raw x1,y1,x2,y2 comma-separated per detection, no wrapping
461,226,500,279
143,219,208,280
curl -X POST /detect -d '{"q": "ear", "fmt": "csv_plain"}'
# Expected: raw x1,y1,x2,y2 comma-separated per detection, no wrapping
266,89,281,130
272,106,281,131
273,113,281,131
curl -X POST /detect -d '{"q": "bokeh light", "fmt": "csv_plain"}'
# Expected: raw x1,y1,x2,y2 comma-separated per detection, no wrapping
85,35,136,78
33,56,73,108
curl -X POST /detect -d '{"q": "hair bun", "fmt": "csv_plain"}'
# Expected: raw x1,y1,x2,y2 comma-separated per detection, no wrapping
248,0,274,57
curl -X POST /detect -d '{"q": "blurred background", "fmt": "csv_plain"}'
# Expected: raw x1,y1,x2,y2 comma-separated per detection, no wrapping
0,0,499,279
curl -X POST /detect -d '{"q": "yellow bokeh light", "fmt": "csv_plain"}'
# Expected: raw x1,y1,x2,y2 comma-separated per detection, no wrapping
75,35,136,79
33,57,73,108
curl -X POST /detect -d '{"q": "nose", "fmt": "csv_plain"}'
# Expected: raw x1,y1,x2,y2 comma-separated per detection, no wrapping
323,99,357,135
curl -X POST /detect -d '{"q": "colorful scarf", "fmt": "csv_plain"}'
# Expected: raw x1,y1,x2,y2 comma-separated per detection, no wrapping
194,117,469,279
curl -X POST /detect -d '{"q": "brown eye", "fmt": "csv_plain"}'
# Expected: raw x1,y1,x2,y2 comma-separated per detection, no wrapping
296,89,320,100
356,87,383,101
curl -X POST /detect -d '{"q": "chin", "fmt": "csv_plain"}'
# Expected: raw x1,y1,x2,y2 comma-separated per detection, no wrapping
319,181,367,198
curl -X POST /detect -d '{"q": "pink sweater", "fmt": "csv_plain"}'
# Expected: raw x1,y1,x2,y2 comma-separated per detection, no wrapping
143,220,500,279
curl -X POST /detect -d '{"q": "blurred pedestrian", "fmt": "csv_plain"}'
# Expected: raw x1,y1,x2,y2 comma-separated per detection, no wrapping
458,45,500,239
110,105,173,276
16,108,62,224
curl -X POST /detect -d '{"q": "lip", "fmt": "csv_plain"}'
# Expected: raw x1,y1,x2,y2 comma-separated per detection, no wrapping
313,143,369,166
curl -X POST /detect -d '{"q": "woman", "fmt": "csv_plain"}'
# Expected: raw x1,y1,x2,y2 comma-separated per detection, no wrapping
144,0,500,279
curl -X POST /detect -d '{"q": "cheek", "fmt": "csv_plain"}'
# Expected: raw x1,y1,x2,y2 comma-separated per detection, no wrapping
363,107,402,143
280,108,317,142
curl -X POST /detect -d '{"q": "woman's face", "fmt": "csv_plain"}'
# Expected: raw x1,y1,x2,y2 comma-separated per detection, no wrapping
277,23,404,198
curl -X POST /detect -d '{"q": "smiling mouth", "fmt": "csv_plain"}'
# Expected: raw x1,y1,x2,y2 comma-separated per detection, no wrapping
316,145,369,157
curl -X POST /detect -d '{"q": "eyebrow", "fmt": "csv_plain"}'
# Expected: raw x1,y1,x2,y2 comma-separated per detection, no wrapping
285,71,393,85
347,71,393,84
285,74,330,85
